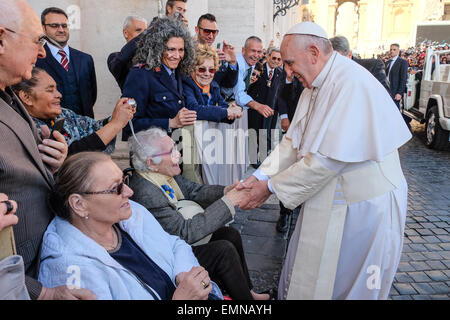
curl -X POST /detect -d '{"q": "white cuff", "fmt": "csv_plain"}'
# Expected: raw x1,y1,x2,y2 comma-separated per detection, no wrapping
253,169,269,181
280,114,288,120
267,180,274,193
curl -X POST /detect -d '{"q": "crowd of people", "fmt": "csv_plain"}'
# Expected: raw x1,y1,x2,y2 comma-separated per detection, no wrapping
1,0,413,301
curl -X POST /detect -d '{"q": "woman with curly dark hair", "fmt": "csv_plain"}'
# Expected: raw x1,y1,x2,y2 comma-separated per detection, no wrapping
121,17,224,140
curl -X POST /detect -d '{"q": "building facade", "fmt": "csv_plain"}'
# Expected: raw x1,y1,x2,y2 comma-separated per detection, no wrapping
301,0,450,57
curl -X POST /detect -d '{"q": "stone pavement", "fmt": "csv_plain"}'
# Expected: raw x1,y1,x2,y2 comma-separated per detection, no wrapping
389,121,450,300
112,120,450,299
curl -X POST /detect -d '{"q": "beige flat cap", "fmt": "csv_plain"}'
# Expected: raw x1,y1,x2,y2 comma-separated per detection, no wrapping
286,21,328,40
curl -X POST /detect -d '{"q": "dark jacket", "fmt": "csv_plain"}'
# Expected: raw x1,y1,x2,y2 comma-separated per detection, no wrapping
182,76,231,123
247,63,284,131
36,44,97,118
129,173,232,245
107,34,141,91
354,57,390,92
122,66,233,141
386,57,409,98
247,63,284,110
277,75,304,122
213,62,239,89
121,65,185,140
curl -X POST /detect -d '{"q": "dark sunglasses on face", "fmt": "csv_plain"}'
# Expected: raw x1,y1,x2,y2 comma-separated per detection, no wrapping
81,175,130,196
272,57,282,61
198,26,219,36
252,72,260,78
197,67,217,74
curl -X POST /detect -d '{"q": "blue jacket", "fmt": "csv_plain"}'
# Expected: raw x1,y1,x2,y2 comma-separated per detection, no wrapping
182,76,230,123
38,200,223,300
122,66,231,140
36,44,97,118
121,65,185,140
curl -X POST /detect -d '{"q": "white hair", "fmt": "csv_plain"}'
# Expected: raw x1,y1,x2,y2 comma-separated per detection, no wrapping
128,127,168,171
0,0,23,31
123,15,148,30
294,34,333,55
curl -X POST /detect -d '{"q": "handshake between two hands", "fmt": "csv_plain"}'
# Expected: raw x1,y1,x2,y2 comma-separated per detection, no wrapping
224,176,272,210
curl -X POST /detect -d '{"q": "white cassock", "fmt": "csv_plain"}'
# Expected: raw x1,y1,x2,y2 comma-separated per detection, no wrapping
255,52,412,300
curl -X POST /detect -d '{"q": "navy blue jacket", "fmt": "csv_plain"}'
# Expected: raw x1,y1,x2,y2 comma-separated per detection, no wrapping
36,44,97,118
213,62,239,89
121,66,231,141
182,76,230,123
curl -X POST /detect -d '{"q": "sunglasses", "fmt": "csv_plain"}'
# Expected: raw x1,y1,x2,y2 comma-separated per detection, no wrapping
198,26,219,36
197,67,217,74
272,57,282,62
251,72,261,78
81,175,129,196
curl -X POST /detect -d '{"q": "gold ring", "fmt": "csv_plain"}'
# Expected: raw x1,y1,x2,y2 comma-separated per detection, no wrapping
201,280,208,289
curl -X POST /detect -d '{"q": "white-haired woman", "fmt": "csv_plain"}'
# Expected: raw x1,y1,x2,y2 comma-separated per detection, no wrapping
127,127,271,300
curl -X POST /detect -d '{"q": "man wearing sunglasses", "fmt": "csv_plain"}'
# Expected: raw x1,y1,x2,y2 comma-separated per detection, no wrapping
195,13,239,91
36,7,97,118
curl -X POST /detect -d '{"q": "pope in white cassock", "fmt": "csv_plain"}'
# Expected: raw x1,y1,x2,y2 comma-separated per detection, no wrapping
237,22,412,300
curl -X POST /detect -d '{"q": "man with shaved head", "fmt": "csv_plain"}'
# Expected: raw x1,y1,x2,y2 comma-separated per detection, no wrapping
237,22,412,300
0,0,94,300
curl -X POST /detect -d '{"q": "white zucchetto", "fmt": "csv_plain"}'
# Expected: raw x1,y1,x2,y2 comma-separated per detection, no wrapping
286,22,328,40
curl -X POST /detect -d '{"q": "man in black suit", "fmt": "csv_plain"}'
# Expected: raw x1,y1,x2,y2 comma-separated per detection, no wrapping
36,7,97,118
247,47,285,163
385,43,409,109
107,16,148,91
330,36,390,92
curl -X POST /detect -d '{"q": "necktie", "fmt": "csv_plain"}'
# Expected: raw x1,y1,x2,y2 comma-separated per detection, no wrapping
385,60,392,76
244,68,252,91
268,69,273,81
59,50,69,71
169,71,177,91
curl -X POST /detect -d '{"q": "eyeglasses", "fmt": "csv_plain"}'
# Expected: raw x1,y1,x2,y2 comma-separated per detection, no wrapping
151,145,179,158
44,23,68,29
251,72,261,78
3,27,48,47
272,57,282,62
198,26,219,36
81,175,130,196
197,66,217,74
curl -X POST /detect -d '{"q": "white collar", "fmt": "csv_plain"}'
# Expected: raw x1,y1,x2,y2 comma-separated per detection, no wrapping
312,51,337,88
47,42,70,60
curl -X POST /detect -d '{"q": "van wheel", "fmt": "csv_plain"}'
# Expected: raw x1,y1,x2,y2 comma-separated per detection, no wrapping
425,105,450,151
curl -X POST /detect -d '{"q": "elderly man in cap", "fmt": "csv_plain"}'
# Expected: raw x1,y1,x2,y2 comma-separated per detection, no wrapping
237,22,412,299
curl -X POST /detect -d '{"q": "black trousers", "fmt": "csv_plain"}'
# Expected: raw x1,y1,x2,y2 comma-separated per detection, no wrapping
192,226,254,300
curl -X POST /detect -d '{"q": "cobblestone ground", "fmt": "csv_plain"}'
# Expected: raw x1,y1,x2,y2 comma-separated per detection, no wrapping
389,120,450,300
